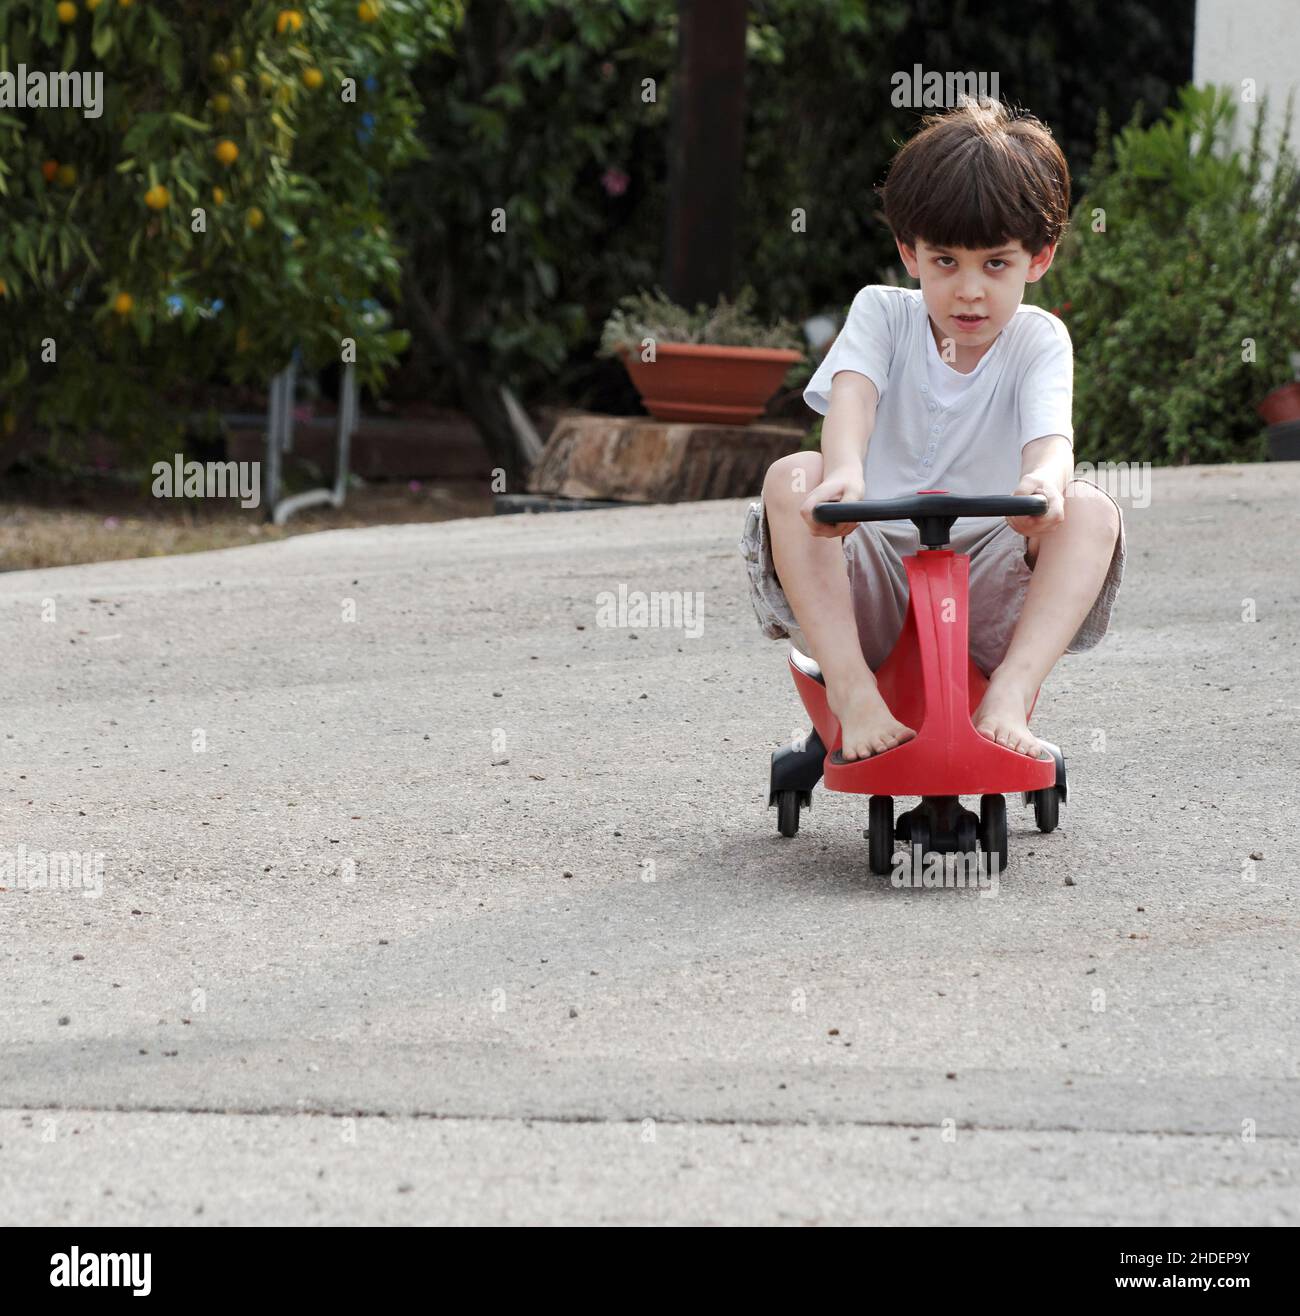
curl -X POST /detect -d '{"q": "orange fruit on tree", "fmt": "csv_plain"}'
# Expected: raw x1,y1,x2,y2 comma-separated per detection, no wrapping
245,206,265,230
56,164,77,187
41,159,59,182
212,93,232,115
145,184,170,210
0,279,7,297
113,292,134,315
276,9,303,34
358,1,379,21
302,68,324,90
56,2,77,24
86,0,103,10
258,72,275,93
215,140,239,166
212,186,226,205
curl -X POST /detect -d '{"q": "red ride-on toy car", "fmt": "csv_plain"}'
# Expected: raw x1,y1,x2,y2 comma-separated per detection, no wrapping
768,491,1068,875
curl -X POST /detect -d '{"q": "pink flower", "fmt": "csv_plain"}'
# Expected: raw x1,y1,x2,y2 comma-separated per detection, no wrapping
601,167,629,198
409,480,422,492
103,517,119,529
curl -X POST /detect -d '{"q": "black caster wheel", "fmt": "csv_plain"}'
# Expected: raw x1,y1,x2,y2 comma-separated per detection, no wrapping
979,793,1007,874
868,795,894,876
1032,786,1060,833
776,790,801,838
956,812,978,856
909,816,931,875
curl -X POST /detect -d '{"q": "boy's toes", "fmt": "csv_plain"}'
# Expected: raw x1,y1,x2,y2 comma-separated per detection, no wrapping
871,727,913,755
838,722,915,762
976,720,1047,759
1015,734,1050,759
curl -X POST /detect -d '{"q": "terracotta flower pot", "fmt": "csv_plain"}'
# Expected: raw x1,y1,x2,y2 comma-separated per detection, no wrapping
1257,381,1300,426
617,342,803,425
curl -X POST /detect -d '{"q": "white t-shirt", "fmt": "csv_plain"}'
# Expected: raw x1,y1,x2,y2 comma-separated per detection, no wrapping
803,285,1073,515
925,313,1002,408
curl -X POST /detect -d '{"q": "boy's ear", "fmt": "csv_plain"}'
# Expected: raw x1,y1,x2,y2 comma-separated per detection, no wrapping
1024,242,1057,284
895,238,921,278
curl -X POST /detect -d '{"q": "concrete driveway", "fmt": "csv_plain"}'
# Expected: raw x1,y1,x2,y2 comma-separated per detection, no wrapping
1,462,1297,1225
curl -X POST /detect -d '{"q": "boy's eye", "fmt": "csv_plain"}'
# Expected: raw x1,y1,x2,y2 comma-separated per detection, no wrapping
932,256,1009,270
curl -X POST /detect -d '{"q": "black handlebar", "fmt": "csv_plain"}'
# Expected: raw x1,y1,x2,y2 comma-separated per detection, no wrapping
814,492,1048,549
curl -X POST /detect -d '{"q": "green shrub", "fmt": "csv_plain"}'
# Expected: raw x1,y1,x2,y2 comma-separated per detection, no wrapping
1033,84,1300,465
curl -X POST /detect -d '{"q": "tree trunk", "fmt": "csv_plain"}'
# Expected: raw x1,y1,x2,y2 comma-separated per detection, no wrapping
663,0,748,310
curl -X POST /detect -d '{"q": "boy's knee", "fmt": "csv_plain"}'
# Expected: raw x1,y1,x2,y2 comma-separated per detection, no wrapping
1065,480,1120,543
762,450,823,507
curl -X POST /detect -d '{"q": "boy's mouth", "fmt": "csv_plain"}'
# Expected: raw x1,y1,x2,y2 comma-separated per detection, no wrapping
952,313,988,331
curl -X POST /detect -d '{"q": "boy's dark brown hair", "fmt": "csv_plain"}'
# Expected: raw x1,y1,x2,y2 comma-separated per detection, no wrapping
880,97,1071,255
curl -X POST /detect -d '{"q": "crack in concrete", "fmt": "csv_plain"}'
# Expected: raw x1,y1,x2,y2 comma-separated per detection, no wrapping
4,1102,1294,1139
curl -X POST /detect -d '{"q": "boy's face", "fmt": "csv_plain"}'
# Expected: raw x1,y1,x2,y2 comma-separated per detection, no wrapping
896,238,1056,350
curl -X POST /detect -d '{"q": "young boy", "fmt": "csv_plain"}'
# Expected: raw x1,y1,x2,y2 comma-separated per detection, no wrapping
741,98,1124,763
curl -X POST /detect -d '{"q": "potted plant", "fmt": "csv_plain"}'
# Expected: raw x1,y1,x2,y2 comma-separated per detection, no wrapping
598,286,805,425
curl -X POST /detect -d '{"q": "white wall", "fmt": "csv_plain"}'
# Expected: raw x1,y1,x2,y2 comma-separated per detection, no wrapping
1194,0,1300,160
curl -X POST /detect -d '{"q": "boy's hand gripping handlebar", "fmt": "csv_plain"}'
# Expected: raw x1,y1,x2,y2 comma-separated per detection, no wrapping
814,491,1049,549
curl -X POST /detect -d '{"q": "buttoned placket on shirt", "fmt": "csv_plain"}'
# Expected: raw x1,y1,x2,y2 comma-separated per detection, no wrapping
919,381,942,469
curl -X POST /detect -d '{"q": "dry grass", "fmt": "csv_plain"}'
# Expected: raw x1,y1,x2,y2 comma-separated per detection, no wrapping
0,481,491,574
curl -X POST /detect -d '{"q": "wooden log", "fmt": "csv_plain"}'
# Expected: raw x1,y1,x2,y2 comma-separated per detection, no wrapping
527,413,806,503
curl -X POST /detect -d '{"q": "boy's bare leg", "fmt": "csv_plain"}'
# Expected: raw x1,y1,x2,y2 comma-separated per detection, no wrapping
762,452,916,760
974,482,1121,758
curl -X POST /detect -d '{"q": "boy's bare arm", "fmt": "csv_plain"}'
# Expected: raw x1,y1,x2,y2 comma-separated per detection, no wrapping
1008,433,1074,536
1020,433,1074,490
800,371,880,537
819,371,879,476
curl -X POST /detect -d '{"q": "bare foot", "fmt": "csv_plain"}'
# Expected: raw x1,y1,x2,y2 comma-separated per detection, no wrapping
973,674,1052,759
827,674,917,762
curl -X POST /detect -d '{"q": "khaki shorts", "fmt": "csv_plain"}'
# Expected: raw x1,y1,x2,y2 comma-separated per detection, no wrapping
739,479,1126,676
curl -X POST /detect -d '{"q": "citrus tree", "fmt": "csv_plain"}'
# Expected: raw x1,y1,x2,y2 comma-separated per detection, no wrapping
0,0,461,465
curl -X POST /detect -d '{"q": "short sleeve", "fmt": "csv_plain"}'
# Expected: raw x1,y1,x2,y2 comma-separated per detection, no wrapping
802,285,895,416
1018,317,1074,447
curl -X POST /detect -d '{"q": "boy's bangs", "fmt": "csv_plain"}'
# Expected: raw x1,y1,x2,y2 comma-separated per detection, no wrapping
898,142,1045,253
880,100,1071,255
